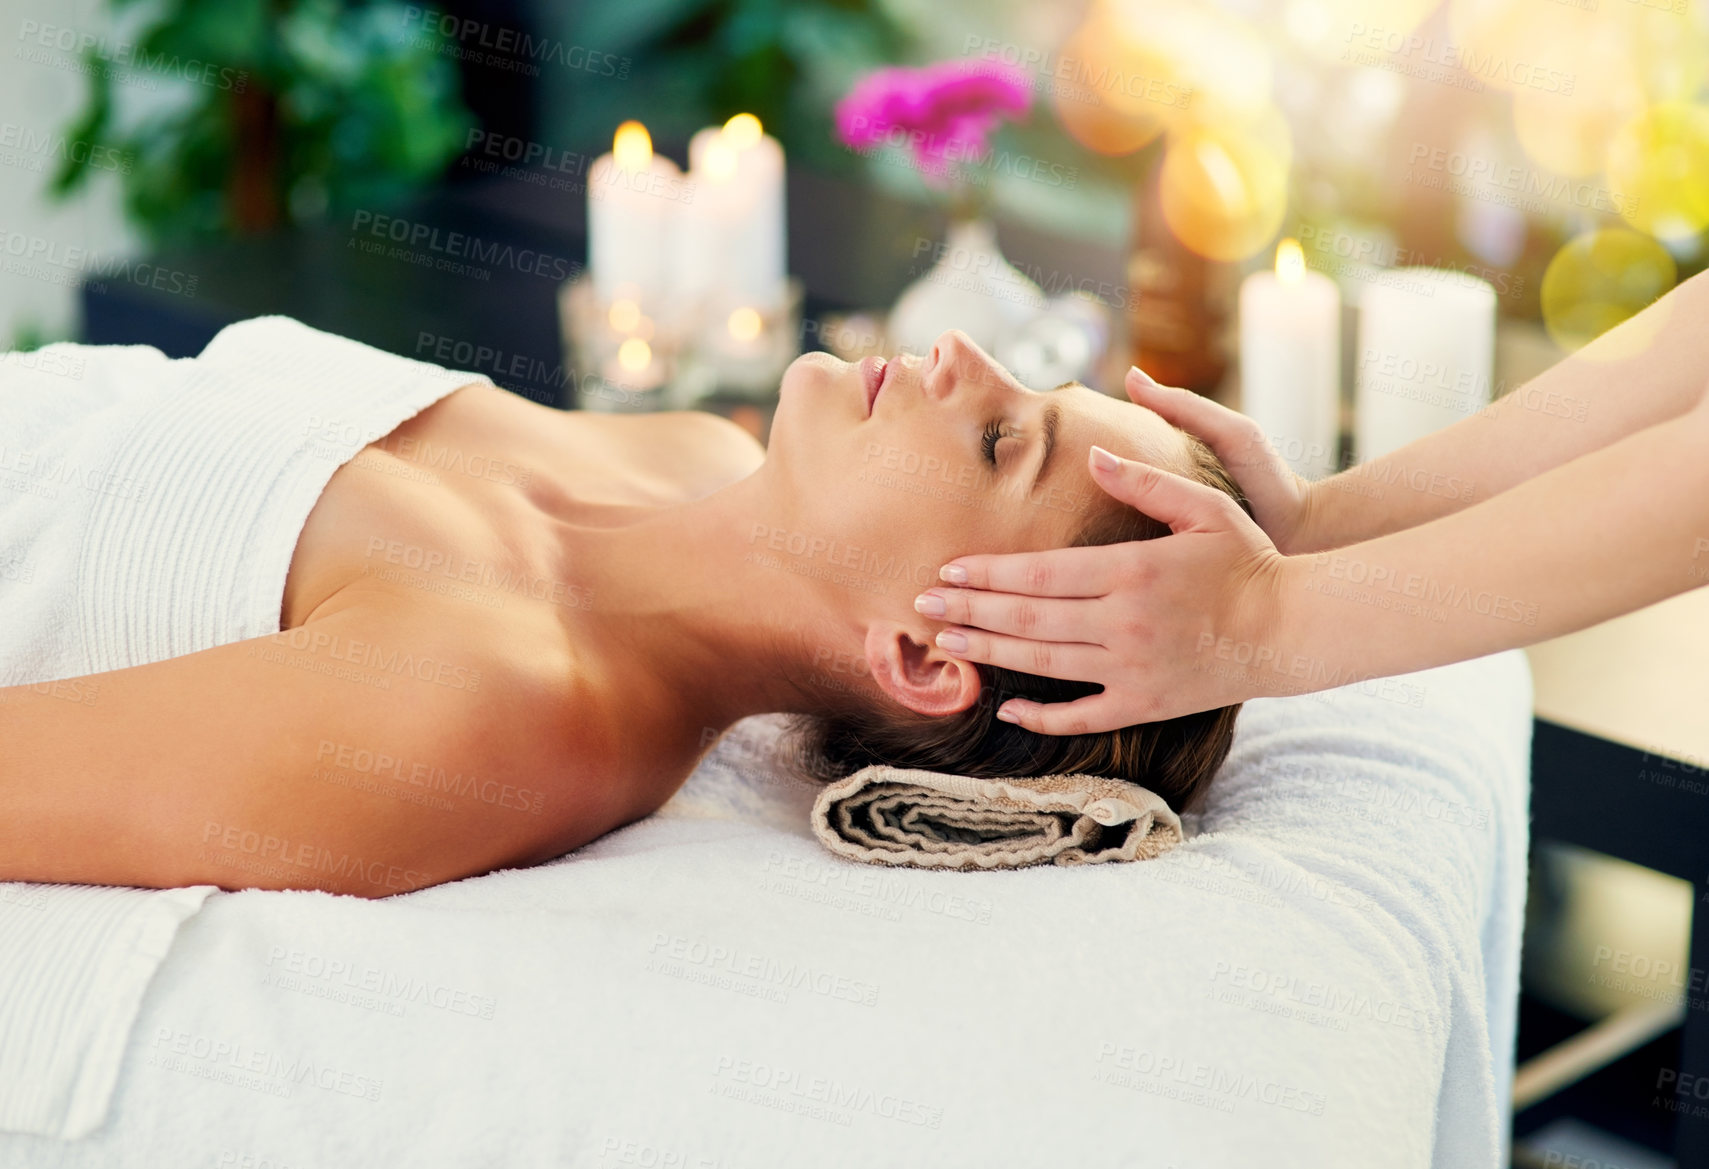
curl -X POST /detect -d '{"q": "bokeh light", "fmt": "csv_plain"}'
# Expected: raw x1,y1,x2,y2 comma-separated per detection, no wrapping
617,337,653,372
1605,101,1709,245
727,306,762,341
1105,0,1275,130
1158,113,1292,261
1284,0,1441,64
1050,5,1180,155
1539,227,1677,353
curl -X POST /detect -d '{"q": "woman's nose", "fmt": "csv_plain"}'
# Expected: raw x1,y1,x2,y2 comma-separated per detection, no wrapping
924,330,996,401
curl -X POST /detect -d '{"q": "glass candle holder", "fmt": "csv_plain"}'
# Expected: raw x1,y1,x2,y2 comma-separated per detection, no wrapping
668,279,805,407
557,274,684,412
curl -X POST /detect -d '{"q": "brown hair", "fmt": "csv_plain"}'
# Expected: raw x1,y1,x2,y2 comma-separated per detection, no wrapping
782,430,1250,814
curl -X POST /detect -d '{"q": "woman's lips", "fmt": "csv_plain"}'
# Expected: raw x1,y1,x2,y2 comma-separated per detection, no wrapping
861,356,888,417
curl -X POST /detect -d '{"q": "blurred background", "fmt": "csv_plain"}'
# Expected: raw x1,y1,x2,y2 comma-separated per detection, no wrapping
3,0,1708,1163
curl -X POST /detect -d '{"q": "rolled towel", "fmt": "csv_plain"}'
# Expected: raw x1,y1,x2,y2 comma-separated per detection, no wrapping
810,765,1183,870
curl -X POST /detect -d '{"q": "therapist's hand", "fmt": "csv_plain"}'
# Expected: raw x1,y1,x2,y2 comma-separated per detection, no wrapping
924,443,1294,734
1122,367,1319,554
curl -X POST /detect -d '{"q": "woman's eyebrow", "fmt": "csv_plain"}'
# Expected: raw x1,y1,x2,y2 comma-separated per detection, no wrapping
1030,401,1062,492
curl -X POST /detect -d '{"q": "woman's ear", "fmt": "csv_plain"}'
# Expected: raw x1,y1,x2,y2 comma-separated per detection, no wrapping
862,622,982,716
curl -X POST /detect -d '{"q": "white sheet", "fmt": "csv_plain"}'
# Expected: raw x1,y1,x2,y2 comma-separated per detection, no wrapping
0,650,1531,1168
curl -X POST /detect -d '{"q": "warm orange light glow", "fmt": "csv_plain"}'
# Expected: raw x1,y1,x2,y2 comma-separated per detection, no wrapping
723,113,763,150
613,121,652,170
1157,119,1291,262
727,306,763,342
617,337,652,371
608,299,641,332
1275,238,1305,283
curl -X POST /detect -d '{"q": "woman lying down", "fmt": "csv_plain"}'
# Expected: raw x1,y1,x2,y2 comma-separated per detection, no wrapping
0,320,1248,897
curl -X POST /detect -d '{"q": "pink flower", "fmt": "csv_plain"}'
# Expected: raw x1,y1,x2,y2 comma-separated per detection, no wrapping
835,60,1032,184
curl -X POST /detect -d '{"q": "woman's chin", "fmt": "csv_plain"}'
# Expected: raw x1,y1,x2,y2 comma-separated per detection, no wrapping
779,350,846,397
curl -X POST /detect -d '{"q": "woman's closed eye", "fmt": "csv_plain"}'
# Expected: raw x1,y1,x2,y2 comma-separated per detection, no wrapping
980,420,1014,466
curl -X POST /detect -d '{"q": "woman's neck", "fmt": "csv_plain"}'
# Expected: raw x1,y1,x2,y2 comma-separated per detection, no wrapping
557,468,874,740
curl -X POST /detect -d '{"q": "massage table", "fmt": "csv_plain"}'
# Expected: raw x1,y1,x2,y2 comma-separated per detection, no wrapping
0,649,1531,1168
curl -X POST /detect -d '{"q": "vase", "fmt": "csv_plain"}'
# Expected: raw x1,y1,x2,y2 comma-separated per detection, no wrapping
886,218,1044,358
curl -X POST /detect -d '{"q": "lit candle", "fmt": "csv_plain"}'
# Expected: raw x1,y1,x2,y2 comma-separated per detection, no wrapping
1353,269,1496,460
587,121,682,308
676,113,787,316
1237,239,1341,480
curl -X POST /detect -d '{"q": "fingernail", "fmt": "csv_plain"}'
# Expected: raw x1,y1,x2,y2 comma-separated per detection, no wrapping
1127,366,1157,386
913,592,946,617
996,704,1021,724
936,630,967,653
939,564,968,584
1090,445,1120,473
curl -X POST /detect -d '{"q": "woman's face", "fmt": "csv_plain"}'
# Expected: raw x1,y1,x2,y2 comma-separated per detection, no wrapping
764,329,1191,608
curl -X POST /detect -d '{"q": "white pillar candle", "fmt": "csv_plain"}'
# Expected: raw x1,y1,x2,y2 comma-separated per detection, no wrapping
1237,238,1341,480
588,121,681,309
676,114,786,317
1354,269,1496,460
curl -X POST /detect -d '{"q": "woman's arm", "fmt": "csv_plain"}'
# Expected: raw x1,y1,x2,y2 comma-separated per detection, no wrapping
926,385,1709,732
1271,380,1709,685
1294,267,1709,552
0,600,583,896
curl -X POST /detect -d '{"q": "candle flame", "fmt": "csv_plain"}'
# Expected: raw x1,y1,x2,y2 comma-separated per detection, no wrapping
617,337,652,372
1275,237,1305,284
723,113,763,150
728,306,762,341
613,121,652,171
